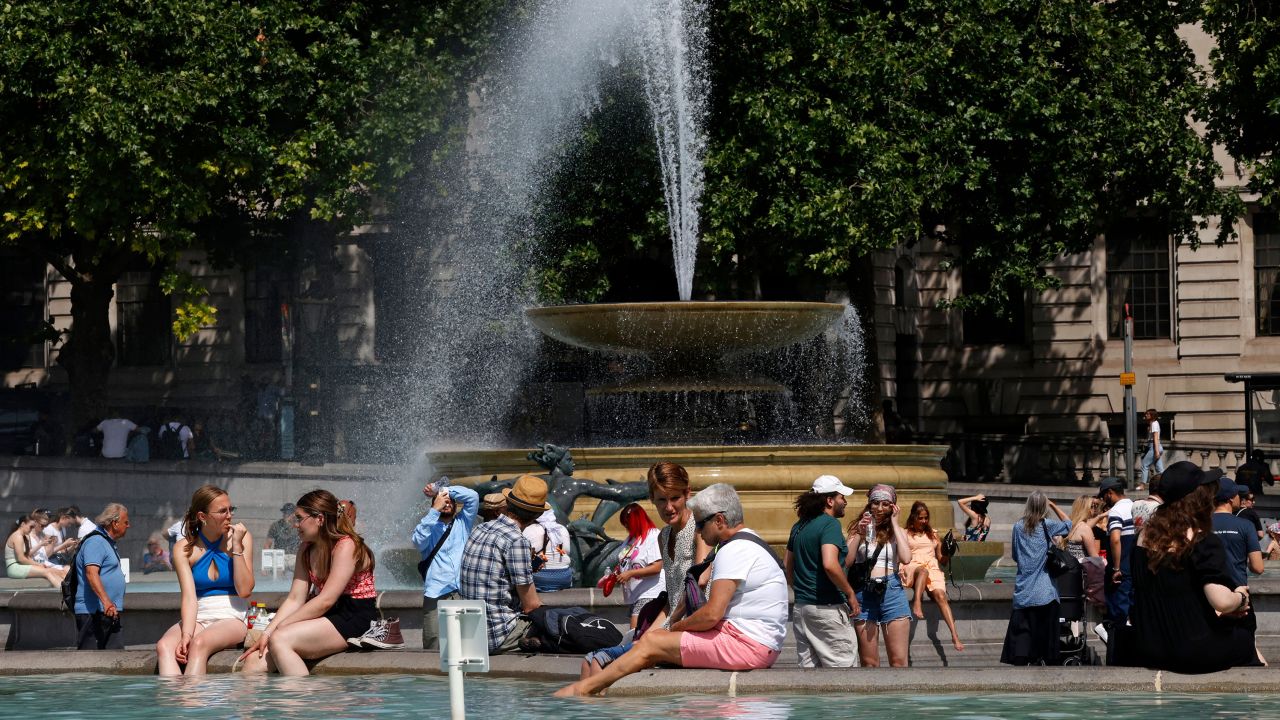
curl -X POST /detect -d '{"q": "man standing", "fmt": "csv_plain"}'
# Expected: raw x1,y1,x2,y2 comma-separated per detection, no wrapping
1098,477,1135,645
459,475,545,654
265,503,301,554
413,480,479,650
1237,489,1266,543
784,475,860,667
1235,450,1274,498
1213,478,1264,663
555,483,788,697
75,503,130,650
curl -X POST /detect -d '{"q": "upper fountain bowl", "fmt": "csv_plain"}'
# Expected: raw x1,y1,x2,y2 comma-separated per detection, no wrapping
526,301,845,359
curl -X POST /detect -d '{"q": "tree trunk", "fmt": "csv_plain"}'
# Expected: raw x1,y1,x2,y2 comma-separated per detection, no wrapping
847,254,885,443
58,275,117,432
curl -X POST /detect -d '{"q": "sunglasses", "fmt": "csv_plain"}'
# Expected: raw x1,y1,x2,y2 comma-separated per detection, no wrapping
695,511,724,530
290,511,321,527
208,506,238,516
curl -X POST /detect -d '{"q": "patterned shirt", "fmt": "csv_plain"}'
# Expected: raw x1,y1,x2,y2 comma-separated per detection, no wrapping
459,515,534,651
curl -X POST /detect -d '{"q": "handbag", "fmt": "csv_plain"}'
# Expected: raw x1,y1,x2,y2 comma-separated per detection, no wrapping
846,537,885,592
1043,522,1080,578
941,530,958,558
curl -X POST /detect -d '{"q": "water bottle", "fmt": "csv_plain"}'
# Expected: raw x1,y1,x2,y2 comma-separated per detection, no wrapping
254,603,269,630
246,601,258,629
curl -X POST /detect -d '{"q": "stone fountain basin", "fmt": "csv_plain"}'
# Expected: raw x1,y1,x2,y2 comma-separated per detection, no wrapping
525,301,845,358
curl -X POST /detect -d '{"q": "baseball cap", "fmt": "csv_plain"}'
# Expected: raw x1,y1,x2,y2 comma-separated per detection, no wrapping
1097,477,1125,498
812,475,854,496
1215,477,1239,504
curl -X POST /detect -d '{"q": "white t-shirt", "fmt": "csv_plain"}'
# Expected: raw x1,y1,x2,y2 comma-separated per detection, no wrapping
524,512,571,571
42,523,65,543
77,517,97,538
96,418,137,458
622,529,662,604
161,422,194,458
710,529,789,651
1149,420,1162,453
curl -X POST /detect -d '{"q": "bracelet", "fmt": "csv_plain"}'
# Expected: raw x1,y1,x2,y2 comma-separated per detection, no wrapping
1237,590,1249,611
230,551,244,557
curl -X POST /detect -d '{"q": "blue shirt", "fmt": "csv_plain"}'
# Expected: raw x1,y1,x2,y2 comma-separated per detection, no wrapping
75,527,125,614
1212,511,1261,588
1011,518,1072,609
412,486,479,598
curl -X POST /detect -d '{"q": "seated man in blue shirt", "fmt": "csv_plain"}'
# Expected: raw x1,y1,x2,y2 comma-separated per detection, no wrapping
412,481,479,650
75,503,130,650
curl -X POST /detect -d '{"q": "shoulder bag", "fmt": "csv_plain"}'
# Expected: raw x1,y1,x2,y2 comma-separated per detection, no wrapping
1043,522,1080,578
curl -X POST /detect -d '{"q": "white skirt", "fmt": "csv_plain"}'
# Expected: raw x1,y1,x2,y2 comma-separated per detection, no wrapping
196,594,248,627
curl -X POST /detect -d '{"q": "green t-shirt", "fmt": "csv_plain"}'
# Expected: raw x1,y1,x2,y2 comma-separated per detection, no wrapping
786,514,849,605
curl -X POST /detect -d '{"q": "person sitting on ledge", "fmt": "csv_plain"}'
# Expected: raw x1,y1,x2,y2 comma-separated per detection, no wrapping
554,482,787,698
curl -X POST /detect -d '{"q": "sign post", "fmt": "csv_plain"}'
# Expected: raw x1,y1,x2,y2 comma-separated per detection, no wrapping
439,600,489,720
1123,304,1136,488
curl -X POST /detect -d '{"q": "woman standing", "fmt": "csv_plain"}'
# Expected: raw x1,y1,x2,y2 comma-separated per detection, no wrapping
239,489,377,675
1117,461,1257,672
156,485,254,675
1000,491,1071,665
899,501,964,651
580,461,708,681
847,484,913,667
4,515,66,587
957,495,991,541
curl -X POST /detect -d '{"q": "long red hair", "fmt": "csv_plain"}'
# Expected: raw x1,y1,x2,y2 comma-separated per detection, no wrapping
620,503,656,542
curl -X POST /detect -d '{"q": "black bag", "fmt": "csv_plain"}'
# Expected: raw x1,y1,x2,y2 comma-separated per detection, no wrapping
941,530,958,558
417,519,455,580
846,538,885,592
526,606,623,653
61,530,114,613
1043,523,1080,578
683,531,782,613
155,424,184,460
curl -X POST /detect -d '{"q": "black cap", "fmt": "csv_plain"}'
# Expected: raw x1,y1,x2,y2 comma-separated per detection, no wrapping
1215,477,1239,504
1097,477,1125,498
1159,461,1223,505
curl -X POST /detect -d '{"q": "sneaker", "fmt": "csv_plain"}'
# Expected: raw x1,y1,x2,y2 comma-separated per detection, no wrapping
358,617,405,650
1092,622,1108,644
348,619,382,648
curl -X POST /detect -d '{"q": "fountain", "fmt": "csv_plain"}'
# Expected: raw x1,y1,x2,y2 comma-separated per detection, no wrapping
402,0,949,567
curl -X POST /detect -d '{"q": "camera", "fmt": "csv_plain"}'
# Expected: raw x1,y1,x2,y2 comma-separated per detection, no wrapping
866,577,888,599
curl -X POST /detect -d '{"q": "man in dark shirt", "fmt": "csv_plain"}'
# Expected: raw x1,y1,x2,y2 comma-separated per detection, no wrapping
1213,480,1263,588
1235,450,1274,497
1237,489,1265,543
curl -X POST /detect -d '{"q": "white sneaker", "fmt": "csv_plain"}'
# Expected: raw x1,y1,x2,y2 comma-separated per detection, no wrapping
1093,623,1108,644
348,619,382,648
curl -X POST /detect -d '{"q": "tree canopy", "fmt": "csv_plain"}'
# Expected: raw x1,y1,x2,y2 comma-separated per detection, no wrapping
0,0,506,424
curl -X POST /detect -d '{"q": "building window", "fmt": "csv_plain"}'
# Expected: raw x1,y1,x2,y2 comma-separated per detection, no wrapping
116,269,172,367
0,254,47,370
960,264,1027,346
1255,213,1280,336
244,267,284,363
1106,220,1171,340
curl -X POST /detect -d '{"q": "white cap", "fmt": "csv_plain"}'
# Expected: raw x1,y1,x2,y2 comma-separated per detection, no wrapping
812,475,853,496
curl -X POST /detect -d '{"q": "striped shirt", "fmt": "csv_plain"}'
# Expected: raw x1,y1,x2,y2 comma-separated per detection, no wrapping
1108,498,1135,537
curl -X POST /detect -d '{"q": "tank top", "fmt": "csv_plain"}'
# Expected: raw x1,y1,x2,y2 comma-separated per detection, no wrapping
305,537,376,599
192,530,236,598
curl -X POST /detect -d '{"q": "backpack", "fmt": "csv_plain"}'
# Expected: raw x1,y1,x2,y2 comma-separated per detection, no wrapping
526,606,623,654
155,423,184,460
60,530,115,613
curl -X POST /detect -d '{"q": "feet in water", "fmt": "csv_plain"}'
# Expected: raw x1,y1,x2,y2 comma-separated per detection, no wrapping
553,683,583,698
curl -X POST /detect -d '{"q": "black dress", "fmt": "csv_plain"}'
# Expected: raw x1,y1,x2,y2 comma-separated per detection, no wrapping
1116,533,1257,673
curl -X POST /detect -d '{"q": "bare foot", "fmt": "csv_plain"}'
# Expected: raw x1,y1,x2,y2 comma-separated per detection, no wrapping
953,638,965,652
912,606,924,620
553,683,582,698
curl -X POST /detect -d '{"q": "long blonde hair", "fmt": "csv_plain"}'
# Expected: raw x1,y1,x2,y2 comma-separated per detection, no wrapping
296,489,374,582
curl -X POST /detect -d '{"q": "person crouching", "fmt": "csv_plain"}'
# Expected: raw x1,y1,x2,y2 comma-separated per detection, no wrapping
554,483,787,697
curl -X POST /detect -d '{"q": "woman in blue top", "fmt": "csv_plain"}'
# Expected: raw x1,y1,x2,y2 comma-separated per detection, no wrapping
1000,490,1071,665
157,485,255,675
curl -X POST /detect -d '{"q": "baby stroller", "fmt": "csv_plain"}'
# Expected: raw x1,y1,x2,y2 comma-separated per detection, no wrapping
1053,562,1100,665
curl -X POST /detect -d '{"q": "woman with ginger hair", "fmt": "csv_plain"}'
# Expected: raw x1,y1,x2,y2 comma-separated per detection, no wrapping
240,489,377,675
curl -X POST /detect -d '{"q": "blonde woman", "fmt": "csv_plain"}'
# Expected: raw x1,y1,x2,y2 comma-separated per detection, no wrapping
1063,495,1107,559
156,485,254,675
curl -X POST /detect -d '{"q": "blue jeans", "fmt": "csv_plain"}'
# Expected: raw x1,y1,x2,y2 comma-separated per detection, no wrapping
1106,536,1135,624
1140,447,1164,485
854,576,911,625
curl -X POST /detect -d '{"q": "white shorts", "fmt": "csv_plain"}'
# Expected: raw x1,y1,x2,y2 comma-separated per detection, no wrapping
196,594,248,627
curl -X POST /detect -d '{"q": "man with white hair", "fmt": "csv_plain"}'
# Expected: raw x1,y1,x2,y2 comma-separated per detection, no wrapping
554,482,787,697
75,503,130,650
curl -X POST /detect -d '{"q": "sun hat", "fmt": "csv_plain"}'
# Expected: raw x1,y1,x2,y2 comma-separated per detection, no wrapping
1158,461,1223,505
503,474,551,513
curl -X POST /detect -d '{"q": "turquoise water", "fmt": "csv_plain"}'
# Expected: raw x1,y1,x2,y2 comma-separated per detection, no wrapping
1,674,1278,719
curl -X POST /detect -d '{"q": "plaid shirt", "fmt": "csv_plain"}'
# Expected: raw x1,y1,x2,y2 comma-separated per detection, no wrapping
459,515,534,651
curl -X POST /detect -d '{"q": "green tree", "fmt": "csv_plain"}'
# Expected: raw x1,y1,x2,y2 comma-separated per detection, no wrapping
1204,1,1280,207
0,0,504,427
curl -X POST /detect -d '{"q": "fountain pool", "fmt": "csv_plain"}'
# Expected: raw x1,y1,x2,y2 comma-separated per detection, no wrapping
4,674,1279,719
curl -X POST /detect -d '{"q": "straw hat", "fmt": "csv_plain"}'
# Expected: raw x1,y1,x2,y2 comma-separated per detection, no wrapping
503,474,551,513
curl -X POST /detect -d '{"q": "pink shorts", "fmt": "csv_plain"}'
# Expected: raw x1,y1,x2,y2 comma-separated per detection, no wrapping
679,621,781,671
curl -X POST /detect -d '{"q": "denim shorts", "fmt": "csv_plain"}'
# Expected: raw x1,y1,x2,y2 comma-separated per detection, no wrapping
854,575,911,625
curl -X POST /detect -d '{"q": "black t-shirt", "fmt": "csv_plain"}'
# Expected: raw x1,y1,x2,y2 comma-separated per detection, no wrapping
1119,533,1256,673
1237,507,1264,535
1235,460,1273,496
